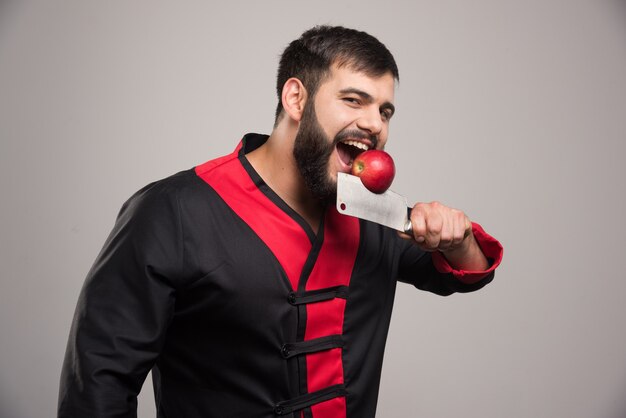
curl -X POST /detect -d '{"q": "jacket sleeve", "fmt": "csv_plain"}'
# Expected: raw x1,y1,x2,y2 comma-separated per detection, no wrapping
58,181,185,417
397,222,503,296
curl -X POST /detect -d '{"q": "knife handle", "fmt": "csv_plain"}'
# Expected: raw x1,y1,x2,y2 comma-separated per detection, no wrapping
402,218,472,240
403,219,413,235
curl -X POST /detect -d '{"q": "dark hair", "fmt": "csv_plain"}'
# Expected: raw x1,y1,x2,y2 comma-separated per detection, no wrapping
274,25,399,123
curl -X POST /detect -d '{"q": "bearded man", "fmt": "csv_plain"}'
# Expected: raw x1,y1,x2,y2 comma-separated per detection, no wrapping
58,25,503,418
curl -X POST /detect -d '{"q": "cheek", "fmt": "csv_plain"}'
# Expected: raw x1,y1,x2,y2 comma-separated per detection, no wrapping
312,111,336,139
320,104,353,131
322,118,343,138
377,129,389,149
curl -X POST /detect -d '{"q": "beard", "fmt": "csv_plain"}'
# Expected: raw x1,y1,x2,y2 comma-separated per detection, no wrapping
292,101,339,202
293,101,379,202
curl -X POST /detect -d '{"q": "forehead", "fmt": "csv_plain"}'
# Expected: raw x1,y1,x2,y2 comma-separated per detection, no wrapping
319,64,396,102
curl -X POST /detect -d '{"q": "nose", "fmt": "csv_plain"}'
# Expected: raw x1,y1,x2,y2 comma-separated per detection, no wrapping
356,108,385,146
356,108,383,137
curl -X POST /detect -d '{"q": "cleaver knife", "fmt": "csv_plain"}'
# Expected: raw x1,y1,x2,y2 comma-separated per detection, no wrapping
336,172,413,234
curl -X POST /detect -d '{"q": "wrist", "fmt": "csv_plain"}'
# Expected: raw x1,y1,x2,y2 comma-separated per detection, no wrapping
440,232,488,271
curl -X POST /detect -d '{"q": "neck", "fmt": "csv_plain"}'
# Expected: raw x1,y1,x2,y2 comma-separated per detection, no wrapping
246,124,324,233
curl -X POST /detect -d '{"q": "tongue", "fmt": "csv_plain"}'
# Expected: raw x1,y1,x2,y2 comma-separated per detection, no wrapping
336,143,353,167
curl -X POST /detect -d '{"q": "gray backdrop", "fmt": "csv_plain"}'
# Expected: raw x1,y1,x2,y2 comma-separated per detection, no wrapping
1,1,625,417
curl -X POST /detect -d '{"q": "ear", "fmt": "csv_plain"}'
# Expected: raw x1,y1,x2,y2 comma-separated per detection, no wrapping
281,78,308,122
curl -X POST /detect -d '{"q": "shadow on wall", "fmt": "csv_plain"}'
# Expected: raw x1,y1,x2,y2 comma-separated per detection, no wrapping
0,387,19,418
0,0,19,35
611,401,626,418
609,379,626,418
0,0,16,16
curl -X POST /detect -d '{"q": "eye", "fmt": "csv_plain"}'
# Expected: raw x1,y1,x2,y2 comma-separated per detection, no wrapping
343,97,361,105
381,109,393,121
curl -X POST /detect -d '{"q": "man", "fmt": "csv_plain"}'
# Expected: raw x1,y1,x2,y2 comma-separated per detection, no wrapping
58,26,502,417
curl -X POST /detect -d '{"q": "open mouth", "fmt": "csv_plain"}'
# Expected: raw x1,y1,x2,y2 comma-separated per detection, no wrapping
336,140,369,168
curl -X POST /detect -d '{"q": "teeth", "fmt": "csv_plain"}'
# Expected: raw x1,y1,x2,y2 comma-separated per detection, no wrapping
343,140,369,151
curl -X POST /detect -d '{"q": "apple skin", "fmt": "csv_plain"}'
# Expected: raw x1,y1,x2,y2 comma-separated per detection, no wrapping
350,150,396,194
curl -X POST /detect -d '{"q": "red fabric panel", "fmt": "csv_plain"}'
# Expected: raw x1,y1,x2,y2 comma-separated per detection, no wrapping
195,144,312,291
431,222,504,284
306,349,344,391
304,208,359,418
305,208,360,291
311,396,346,417
304,299,345,340
195,141,243,174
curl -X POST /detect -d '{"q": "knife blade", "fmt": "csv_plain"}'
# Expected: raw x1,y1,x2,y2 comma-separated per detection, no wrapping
336,173,412,234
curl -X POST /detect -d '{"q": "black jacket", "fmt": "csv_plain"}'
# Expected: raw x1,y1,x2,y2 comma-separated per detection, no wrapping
58,134,501,418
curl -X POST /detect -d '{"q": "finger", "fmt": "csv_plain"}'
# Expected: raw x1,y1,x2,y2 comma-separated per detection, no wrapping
437,208,454,251
410,204,428,244
397,230,412,240
423,203,443,250
451,210,468,247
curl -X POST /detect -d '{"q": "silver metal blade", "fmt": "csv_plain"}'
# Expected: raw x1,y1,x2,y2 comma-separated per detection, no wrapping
336,173,410,232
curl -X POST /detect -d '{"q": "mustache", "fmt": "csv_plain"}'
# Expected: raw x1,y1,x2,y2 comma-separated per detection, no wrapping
333,129,378,149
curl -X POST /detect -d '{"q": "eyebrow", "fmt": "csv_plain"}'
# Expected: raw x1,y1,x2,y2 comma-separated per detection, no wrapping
339,87,396,117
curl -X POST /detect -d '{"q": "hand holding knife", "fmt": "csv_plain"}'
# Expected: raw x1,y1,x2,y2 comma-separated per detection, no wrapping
336,173,488,270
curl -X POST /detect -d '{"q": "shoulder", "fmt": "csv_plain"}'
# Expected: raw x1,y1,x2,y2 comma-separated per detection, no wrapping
117,164,236,234
121,169,192,209
115,168,205,232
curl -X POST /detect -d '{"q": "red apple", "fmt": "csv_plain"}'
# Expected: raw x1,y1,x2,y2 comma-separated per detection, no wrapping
351,150,396,194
